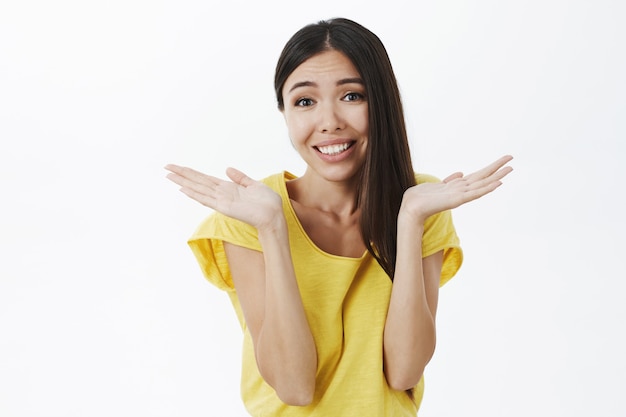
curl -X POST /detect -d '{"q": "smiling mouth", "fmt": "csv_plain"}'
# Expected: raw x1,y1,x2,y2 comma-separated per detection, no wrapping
315,142,354,156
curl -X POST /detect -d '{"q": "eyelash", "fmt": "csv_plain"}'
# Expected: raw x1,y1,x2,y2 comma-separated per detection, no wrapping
294,92,365,107
295,98,314,107
344,92,365,102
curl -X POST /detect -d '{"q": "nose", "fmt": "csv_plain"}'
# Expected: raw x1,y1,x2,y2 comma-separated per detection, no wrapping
318,102,344,133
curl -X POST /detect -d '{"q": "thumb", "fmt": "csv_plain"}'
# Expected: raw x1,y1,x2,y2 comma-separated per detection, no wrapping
226,167,256,187
443,172,463,183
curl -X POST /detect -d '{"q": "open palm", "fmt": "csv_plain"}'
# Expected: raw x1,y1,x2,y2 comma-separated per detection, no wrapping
165,165,283,230
401,155,513,222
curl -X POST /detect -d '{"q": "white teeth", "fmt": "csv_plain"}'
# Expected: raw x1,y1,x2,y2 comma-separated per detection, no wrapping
317,143,350,155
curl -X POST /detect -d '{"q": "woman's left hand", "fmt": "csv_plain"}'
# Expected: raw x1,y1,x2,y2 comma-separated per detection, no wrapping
399,155,513,223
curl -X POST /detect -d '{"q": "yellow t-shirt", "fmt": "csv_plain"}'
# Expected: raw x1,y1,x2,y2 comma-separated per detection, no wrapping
188,171,463,417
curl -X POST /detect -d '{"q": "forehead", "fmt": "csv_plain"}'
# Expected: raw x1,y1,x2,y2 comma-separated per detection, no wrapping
285,50,361,85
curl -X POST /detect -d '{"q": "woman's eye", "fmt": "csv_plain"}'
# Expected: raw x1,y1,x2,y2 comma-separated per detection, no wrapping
344,92,364,102
295,98,314,107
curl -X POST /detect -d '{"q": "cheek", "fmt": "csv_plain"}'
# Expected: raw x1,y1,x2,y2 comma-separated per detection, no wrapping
353,106,369,135
285,115,311,144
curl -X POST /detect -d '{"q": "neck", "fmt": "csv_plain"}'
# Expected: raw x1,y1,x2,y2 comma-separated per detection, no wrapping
287,171,360,217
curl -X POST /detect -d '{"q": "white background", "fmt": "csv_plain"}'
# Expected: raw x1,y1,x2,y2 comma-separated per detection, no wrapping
1,0,624,416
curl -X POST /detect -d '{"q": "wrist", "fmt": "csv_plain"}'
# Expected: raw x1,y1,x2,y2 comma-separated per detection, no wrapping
397,206,426,229
395,214,425,263
257,213,289,243
397,214,424,241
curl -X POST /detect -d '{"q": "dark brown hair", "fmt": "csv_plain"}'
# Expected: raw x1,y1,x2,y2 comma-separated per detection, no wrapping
274,18,416,281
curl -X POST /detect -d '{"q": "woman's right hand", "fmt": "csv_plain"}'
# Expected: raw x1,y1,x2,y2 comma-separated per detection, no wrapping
165,165,283,231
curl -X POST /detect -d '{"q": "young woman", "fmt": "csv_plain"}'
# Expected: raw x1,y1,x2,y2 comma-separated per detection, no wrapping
166,17,512,416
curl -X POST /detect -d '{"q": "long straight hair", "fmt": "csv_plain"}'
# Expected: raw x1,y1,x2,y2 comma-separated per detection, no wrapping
274,18,416,280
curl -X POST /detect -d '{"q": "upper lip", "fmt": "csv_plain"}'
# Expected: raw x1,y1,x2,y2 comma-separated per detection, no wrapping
313,138,355,148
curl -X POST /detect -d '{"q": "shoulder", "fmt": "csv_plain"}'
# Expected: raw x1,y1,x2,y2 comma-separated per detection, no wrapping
414,173,441,185
259,171,298,203
260,171,294,190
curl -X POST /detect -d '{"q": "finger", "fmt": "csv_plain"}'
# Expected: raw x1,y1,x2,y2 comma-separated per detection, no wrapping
468,155,512,180
226,167,257,187
443,172,463,183
464,155,513,182
165,164,203,178
468,165,513,189
165,164,222,188
464,180,504,203
173,180,219,205
165,169,223,202
491,165,513,182
462,165,513,204
164,163,182,172
165,170,214,190
460,170,511,205
178,186,218,209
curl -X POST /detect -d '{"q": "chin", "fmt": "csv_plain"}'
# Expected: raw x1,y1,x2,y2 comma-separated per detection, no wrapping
317,167,363,185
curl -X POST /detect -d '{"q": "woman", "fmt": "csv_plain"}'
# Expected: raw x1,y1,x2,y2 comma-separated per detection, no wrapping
166,17,512,416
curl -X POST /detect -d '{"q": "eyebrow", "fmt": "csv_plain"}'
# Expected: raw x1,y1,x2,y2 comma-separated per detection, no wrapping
287,77,364,93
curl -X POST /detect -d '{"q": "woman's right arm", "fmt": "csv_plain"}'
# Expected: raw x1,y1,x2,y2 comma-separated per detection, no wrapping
165,165,317,405
225,218,317,406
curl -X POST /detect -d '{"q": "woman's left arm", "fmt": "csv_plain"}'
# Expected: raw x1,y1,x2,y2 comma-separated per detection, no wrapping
382,220,441,391
383,155,513,390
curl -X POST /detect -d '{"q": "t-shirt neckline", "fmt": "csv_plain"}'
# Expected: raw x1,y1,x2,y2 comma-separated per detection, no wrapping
279,171,369,262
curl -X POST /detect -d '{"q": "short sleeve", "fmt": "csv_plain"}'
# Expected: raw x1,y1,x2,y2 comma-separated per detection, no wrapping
187,212,262,291
416,174,464,287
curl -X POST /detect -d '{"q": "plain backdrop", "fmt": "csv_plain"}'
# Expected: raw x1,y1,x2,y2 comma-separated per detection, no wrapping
1,0,624,416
